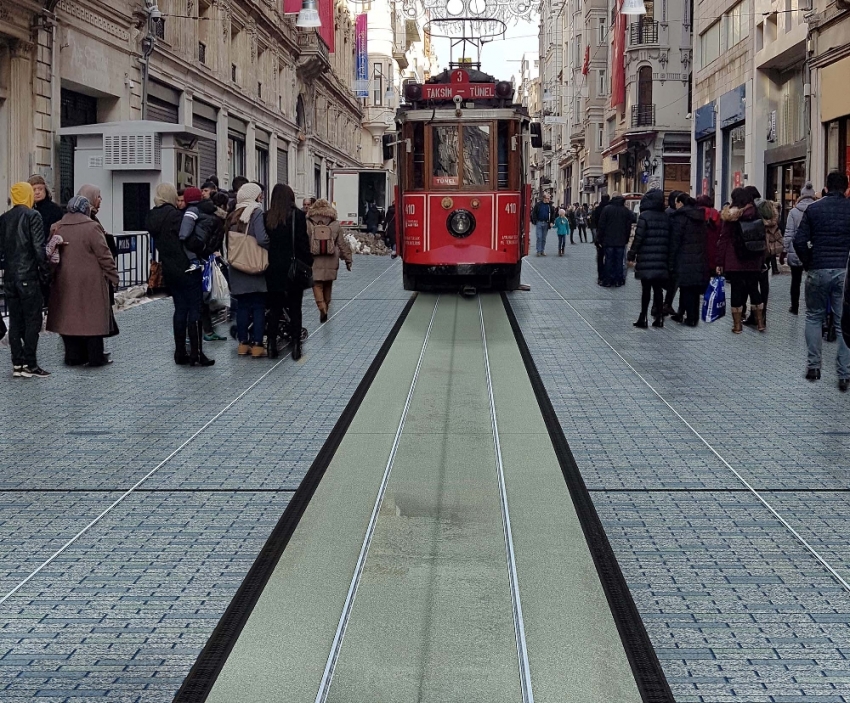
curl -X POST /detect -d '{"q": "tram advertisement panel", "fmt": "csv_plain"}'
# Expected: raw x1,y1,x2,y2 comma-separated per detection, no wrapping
496,194,520,252
402,194,426,252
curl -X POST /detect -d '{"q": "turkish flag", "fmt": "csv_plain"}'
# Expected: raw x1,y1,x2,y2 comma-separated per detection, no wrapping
283,0,300,12
581,45,590,75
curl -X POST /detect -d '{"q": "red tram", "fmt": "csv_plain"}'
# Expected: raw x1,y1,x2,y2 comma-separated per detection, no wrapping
395,66,541,291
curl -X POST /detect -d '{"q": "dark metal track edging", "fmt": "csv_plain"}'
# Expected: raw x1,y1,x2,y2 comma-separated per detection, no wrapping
500,292,675,703
172,293,418,703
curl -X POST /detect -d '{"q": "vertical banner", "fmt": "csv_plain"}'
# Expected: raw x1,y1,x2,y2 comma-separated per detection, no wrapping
283,0,300,13
355,14,369,98
610,0,626,110
319,0,334,52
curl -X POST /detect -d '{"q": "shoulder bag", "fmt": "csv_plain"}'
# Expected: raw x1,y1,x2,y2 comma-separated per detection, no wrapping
227,217,268,275
288,215,313,290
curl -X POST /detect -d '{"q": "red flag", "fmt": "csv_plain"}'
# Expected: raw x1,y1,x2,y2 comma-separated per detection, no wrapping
283,0,300,12
581,45,590,76
610,0,627,109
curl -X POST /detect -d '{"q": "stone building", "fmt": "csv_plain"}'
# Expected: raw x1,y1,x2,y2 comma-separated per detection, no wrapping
0,0,366,216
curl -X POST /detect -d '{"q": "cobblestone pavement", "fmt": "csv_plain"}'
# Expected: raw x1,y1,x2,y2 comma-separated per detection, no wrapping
509,234,850,702
0,256,405,702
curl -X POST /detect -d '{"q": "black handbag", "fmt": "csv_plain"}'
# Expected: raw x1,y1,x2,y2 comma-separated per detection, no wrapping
288,215,313,290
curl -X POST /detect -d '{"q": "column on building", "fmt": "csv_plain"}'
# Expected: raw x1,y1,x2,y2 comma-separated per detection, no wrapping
9,40,36,181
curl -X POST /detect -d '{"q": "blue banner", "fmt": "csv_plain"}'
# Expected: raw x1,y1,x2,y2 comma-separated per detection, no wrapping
355,14,369,98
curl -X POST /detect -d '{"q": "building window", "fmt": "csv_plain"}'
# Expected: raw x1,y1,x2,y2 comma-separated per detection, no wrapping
598,69,607,97
699,21,720,68
257,82,262,99
198,42,206,65
723,0,749,51
373,63,383,106
596,124,604,150
231,63,237,83
575,36,582,66
598,18,606,45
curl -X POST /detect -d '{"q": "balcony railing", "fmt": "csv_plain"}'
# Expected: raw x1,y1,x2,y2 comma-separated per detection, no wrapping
631,104,656,128
630,21,659,45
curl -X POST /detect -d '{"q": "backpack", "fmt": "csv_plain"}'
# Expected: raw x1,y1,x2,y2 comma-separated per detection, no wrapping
310,223,337,256
737,217,766,257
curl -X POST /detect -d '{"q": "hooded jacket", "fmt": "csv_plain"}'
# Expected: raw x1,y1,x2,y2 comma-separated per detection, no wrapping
628,189,671,281
794,192,850,271
145,202,187,286
597,195,634,248
179,198,223,257
0,183,48,289
755,198,783,258
716,204,764,273
669,203,708,287
782,196,815,268
308,199,352,282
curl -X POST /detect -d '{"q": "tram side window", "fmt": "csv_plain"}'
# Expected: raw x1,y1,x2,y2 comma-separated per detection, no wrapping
463,125,491,186
412,122,425,190
497,121,509,189
433,125,460,187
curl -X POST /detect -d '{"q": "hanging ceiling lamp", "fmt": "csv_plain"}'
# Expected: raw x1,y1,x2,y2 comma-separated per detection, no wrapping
620,0,647,15
296,0,322,28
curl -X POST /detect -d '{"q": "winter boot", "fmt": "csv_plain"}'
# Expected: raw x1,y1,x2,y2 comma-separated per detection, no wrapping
754,303,766,332
188,322,215,366
731,307,744,334
174,327,190,365
743,310,757,327
633,313,648,329
291,339,302,361
651,315,664,328
268,336,279,359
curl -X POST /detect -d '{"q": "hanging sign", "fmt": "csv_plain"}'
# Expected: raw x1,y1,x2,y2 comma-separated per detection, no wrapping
421,70,495,100
355,15,369,98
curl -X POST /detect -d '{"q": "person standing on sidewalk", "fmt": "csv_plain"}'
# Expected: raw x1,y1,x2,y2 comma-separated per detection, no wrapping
28,175,63,234
668,194,708,327
627,189,671,328
576,204,589,243
782,182,816,315
591,195,610,284
307,199,352,323
0,182,50,378
794,171,850,389
597,193,634,287
554,209,570,256
531,193,555,256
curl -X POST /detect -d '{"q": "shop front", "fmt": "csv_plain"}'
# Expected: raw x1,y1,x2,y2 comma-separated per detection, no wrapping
695,102,716,200
821,55,850,183
764,143,806,228
720,85,746,204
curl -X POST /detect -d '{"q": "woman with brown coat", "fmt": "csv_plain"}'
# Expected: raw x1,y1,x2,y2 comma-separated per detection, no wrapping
46,195,119,366
307,199,352,322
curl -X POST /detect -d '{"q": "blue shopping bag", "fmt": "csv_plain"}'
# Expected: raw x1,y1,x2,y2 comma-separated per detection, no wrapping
202,256,214,294
701,276,726,322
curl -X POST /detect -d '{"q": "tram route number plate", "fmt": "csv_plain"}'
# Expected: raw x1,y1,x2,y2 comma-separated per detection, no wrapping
422,83,496,100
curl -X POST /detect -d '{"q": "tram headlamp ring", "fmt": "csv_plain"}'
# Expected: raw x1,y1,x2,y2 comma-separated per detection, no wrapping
447,209,475,238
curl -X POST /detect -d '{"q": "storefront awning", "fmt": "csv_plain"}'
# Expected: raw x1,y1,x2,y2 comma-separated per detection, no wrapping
601,137,628,158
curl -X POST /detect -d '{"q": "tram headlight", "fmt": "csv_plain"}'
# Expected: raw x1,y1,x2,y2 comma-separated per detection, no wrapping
447,209,475,238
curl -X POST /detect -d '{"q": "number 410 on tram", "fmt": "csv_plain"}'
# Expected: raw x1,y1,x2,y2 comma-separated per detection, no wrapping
393,68,542,291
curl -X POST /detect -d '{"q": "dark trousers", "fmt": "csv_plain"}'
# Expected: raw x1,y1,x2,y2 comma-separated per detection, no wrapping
595,245,605,281
728,272,762,308
759,262,771,309
603,246,625,286
790,265,804,312
171,273,203,342
664,280,677,308
577,224,587,242
267,286,304,345
62,336,106,366
640,279,665,317
5,280,43,367
235,292,266,345
201,302,215,334
679,285,703,324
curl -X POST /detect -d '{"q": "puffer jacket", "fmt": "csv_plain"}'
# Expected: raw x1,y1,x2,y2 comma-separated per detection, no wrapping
145,203,187,287
755,198,783,257
794,192,850,270
716,204,764,273
308,199,352,282
782,196,814,268
597,195,635,247
628,189,670,281
0,205,47,289
669,204,708,288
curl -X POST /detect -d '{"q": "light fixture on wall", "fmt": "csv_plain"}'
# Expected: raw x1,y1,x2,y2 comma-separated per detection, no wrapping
296,0,322,28
642,156,658,174
621,0,647,15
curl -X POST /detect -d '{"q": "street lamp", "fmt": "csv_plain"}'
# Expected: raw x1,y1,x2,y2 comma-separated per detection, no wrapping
296,0,322,28
621,0,647,14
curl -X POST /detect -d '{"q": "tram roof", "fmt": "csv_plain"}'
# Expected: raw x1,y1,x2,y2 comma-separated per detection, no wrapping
397,108,531,122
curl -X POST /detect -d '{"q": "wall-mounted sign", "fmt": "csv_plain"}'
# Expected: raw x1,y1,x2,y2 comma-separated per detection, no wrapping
767,110,777,143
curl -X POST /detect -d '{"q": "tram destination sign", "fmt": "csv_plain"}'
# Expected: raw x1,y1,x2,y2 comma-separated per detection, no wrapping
422,83,495,100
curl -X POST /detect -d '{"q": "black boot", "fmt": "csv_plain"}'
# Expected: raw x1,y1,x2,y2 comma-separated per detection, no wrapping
291,339,302,361
174,327,190,365
633,313,648,329
189,322,215,367
268,336,279,359
652,316,664,328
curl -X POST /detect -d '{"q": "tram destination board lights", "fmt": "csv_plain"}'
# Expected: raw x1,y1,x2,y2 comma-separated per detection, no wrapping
296,0,322,28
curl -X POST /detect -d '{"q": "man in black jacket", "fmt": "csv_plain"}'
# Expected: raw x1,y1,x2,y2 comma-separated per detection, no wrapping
591,195,610,283
597,193,635,286
0,182,50,378
796,171,850,389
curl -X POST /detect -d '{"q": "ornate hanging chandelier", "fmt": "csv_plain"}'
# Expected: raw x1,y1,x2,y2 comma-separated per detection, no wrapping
402,0,536,27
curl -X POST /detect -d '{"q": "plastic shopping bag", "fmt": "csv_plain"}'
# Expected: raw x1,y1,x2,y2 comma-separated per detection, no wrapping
701,276,726,323
209,259,230,310
202,256,214,294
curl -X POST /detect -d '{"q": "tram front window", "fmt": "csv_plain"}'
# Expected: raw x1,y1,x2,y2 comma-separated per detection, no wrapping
463,125,491,186
433,125,460,187
412,122,425,189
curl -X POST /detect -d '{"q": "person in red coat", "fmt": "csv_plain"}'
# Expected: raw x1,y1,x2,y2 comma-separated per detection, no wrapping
696,195,721,282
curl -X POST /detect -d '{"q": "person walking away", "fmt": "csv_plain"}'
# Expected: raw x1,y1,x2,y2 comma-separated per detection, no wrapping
669,194,708,326
591,195,610,284
742,186,781,326
265,184,313,360
660,191,683,316
597,193,634,287
716,187,765,333
28,175,63,234
145,183,197,365
227,182,270,358
576,204,589,243
308,199,352,323
531,193,555,256
627,189,671,328
383,203,397,258
782,182,815,315
364,201,383,237
567,205,577,245
554,209,570,256
795,171,850,389
0,182,50,377
46,196,119,367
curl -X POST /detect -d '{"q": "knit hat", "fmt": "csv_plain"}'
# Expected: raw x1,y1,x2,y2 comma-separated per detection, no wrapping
800,182,816,198
10,182,34,208
183,186,203,205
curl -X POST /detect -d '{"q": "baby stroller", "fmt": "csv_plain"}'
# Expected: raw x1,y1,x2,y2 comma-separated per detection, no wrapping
228,299,309,347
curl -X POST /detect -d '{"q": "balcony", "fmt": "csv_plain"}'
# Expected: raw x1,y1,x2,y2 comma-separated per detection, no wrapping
629,21,659,45
296,30,330,82
631,104,655,128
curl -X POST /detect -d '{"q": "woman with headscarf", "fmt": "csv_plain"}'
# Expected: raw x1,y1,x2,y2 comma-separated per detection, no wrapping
226,182,270,357
46,196,119,366
145,182,214,366
264,183,312,360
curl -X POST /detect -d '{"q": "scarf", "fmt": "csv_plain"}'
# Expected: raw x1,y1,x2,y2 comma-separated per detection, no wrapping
236,183,263,224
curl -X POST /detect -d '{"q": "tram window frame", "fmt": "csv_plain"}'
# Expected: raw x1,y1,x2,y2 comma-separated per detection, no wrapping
497,120,521,191
462,124,492,187
425,121,497,191
402,122,426,191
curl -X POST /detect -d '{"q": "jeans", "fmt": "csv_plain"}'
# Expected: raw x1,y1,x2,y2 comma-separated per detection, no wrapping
790,265,804,312
557,234,566,252
235,292,266,345
5,280,43,367
805,268,850,377
577,224,587,242
535,222,549,254
603,246,625,286
171,272,203,343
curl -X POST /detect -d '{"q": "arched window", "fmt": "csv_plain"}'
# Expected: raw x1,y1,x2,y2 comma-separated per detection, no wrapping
638,66,653,106
296,96,306,132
